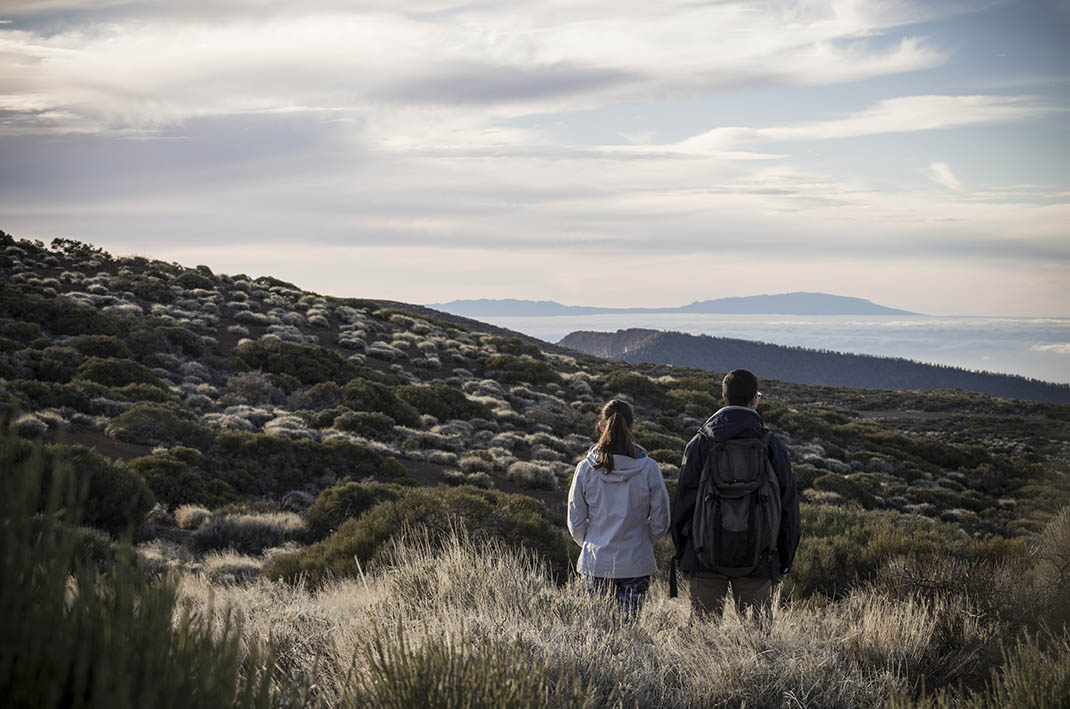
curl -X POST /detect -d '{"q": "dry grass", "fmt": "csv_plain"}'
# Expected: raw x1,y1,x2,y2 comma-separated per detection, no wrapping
172,532,1026,708
174,504,212,530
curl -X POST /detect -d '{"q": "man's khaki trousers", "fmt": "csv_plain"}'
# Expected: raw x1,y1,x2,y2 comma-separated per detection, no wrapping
689,571,772,620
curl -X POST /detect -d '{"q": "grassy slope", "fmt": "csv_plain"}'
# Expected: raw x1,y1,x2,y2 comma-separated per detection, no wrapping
3,231,1070,707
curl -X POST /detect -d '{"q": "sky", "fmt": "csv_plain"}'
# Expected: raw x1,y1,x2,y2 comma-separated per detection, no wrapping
0,0,1068,317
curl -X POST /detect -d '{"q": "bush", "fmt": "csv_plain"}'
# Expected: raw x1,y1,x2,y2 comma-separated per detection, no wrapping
75,357,165,389
786,504,967,600
173,270,215,290
506,461,558,491
343,379,420,427
605,370,670,408
174,504,211,530
235,338,355,385
484,354,560,384
35,346,85,382
192,512,307,555
107,402,211,448
1,439,154,536
305,480,405,539
633,427,687,453
211,432,383,495
333,411,396,440
265,485,571,586
0,283,125,336
0,436,274,709
396,384,491,422
130,452,237,508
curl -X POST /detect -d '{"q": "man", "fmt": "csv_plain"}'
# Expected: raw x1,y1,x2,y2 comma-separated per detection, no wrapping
671,368,800,620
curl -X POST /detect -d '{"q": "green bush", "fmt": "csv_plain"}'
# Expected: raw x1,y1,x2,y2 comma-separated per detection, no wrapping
69,334,132,359
130,453,237,508
236,338,355,385
793,463,822,490
396,384,490,421
668,388,719,416
487,336,544,359
75,357,165,389
211,432,383,496
6,379,91,412
108,273,175,303
605,371,671,409
0,437,274,709
106,402,212,448
2,439,154,535
191,512,307,555
173,270,215,290
305,479,405,539
0,283,125,336
343,379,420,427
484,354,560,384
35,346,85,382
333,410,396,439
265,485,571,587
648,448,680,466
633,427,687,453
785,504,966,600
155,325,206,357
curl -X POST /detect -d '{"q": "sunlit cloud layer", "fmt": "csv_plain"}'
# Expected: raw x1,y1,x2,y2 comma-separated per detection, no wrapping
0,0,1067,316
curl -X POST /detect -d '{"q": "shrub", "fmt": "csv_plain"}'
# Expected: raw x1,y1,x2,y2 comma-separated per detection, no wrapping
131,452,237,508
333,411,396,440
235,338,355,385
396,384,491,422
0,437,274,709
785,505,969,600
343,379,420,427
192,512,307,555
0,283,124,336
12,413,48,438
506,461,558,491
211,432,383,495
75,357,165,389
605,370,670,408
107,402,211,448
173,270,215,290
305,480,405,539
265,485,571,586
1,439,155,536
634,427,687,453
174,504,212,530
35,346,85,382
484,354,560,384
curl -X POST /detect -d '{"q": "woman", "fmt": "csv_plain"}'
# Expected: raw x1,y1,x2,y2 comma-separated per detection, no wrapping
567,399,671,616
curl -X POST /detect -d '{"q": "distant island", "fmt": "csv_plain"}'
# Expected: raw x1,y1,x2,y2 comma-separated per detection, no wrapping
430,292,918,317
559,328,1070,404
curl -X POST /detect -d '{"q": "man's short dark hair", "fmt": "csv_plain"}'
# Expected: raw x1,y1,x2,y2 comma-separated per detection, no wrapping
722,369,759,406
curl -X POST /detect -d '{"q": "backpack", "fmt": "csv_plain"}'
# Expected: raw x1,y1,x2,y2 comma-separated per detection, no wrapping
691,429,780,577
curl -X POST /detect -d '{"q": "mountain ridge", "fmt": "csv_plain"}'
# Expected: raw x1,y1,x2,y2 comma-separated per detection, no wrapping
430,292,918,317
558,328,1070,404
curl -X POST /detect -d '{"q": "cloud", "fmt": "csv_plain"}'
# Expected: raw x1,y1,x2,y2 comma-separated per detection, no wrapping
927,162,963,191
1032,343,1070,354
0,1,958,135
678,95,1058,150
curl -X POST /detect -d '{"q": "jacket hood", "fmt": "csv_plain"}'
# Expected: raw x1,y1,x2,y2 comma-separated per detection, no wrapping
584,443,650,481
699,406,765,442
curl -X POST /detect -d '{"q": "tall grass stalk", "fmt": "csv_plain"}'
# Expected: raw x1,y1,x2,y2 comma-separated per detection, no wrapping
0,434,274,708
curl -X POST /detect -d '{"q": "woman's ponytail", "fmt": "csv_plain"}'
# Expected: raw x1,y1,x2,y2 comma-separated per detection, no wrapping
595,399,636,474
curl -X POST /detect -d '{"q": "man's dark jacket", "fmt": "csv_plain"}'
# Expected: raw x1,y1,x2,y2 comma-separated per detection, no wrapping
671,406,801,579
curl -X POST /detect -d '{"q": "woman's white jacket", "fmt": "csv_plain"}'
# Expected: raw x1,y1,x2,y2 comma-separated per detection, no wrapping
567,445,671,578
